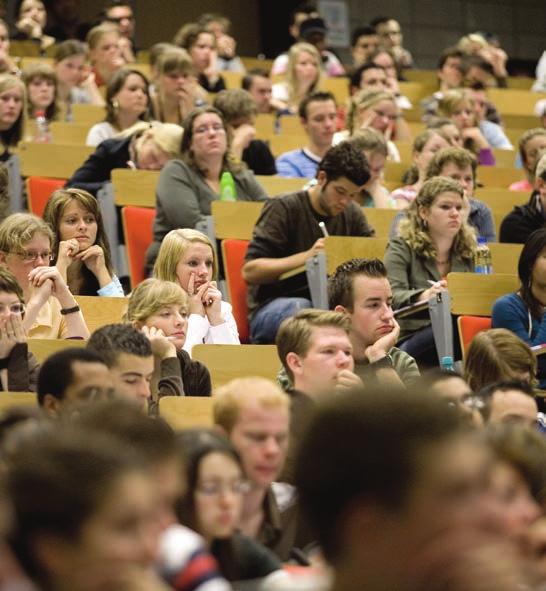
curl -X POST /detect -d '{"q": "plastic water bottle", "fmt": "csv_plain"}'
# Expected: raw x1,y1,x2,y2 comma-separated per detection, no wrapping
474,237,492,274
440,356,455,372
34,109,51,143
220,171,236,201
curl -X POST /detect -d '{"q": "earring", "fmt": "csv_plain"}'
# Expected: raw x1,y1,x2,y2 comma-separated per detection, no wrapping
112,99,120,112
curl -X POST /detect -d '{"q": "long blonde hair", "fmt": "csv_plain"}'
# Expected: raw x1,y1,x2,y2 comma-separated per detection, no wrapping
398,176,476,260
285,42,322,106
153,228,218,285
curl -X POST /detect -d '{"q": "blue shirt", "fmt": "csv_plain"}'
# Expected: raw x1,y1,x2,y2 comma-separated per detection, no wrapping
492,292,546,389
275,148,321,178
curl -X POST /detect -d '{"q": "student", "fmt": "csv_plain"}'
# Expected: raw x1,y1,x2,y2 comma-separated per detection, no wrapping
146,107,267,270
510,128,546,193
37,347,112,416
271,42,322,114
153,229,240,353
22,63,60,132
350,25,379,69
243,142,373,344
150,47,207,126
241,69,279,115
43,188,124,297
13,0,55,53
124,278,212,396
86,22,124,87
87,322,183,409
328,258,420,387
102,0,137,63
276,91,336,178
53,40,105,118
0,213,89,340
492,228,546,389
477,381,538,428
86,67,151,146
7,428,163,591
465,328,537,393
174,24,226,94
213,378,300,561
0,267,40,392
384,177,476,365
213,88,276,176
176,429,285,583
0,74,26,160
293,388,525,590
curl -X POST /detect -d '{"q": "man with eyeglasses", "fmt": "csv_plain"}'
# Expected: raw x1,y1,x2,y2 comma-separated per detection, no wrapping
102,0,136,62
37,347,113,416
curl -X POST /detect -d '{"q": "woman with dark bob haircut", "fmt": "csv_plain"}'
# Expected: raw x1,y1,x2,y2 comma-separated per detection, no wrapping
43,188,124,296
175,429,285,584
492,227,546,389
146,106,267,270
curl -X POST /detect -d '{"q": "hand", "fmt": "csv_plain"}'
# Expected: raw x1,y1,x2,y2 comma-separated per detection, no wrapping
187,273,208,316
57,238,80,270
217,34,236,59
365,318,400,362
335,369,363,392
306,237,325,259
79,67,97,89
0,314,26,360
358,108,377,131
118,36,135,63
204,50,219,83
419,280,447,303
17,16,41,38
28,265,71,303
202,281,223,326
27,265,53,306
462,127,489,149
140,325,176,359
232,123,256,151
75,245,107,278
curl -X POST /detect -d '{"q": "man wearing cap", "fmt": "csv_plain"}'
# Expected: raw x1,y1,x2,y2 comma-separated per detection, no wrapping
272,16,345,77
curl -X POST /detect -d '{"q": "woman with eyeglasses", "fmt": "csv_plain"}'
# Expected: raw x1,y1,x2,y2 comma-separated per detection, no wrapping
0,213,89,339
175,429,285,584
145,107,267,271
43,188,124,297
0,267,39,392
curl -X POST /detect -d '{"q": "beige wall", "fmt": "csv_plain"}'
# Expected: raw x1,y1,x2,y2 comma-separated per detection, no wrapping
133,0,260,55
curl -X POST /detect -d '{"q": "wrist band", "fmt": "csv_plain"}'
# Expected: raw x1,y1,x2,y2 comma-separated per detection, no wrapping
60,305,80,315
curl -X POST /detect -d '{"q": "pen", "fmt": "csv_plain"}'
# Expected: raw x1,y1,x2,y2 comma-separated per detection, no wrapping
427,280,441,287
318,221,329,237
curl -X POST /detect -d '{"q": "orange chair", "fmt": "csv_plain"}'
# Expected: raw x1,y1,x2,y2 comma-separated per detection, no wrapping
26,176,66,217
457,316,492,360
221,239,250,343
121,206,155,289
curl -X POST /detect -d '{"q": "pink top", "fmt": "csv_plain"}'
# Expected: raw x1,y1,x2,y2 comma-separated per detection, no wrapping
391,185,417,206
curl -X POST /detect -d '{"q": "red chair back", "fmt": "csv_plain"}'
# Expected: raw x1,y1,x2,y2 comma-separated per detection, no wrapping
121,206,155,288
26,177,66,217
458,316,492,358
221,239,250,343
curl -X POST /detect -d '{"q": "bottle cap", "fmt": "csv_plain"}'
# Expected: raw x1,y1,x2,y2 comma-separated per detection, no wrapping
35,110,46,117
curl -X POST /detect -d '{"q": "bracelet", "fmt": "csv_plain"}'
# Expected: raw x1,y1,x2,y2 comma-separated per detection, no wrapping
60,305,80,315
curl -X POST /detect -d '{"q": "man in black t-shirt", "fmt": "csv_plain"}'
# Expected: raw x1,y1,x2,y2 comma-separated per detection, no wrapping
242,142,373,343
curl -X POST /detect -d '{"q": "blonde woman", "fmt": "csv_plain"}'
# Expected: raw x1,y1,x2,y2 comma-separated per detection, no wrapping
0,213,89,339
385,176,476,364
0,74,26,157
125,278,211,396
153,228,240,354
86,23,125,87
335,89,401,162
438,89,495,165
67,121,183,196
272,42,322,114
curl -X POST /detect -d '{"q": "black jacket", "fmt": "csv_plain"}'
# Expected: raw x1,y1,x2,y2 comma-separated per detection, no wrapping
500,192,545,244
66,137,132,196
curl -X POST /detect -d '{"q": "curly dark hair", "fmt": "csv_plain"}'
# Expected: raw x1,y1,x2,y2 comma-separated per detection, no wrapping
318,141,370,186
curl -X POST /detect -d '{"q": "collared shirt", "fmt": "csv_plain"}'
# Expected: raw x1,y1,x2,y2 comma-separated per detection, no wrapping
28,297,67,339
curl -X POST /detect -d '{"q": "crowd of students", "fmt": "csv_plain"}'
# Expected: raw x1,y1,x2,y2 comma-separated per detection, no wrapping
0,1,544,589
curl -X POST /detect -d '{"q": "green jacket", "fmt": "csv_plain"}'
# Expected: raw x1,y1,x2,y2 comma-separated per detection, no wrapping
384,236,474,339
